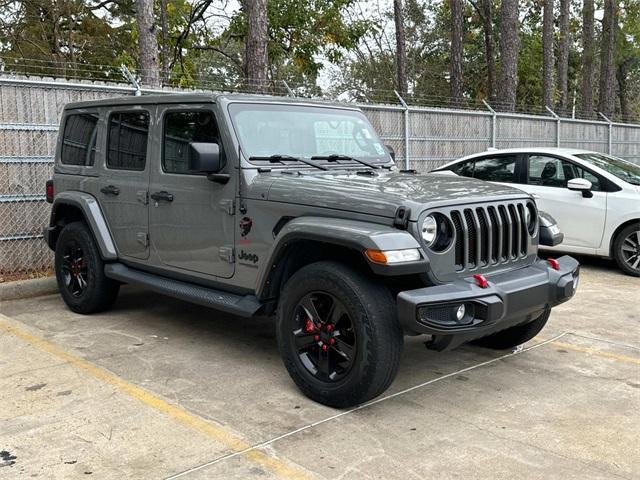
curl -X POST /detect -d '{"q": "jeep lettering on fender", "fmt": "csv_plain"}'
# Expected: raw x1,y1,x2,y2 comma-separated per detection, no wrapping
44,93,580,408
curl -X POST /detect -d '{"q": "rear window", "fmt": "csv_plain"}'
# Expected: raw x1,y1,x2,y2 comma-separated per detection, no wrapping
107,112,150,171
60,113,98,166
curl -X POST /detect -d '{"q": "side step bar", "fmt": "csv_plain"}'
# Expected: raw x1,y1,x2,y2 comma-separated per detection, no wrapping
104,263,262,317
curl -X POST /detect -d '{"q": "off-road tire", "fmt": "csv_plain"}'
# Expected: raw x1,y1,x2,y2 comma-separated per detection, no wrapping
55,221,120,314
276,261,403,408
472,308,551,350
612,223,640,277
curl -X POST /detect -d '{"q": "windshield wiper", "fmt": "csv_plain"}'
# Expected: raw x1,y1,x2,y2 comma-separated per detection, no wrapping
311,154,386,169
249,154,328,171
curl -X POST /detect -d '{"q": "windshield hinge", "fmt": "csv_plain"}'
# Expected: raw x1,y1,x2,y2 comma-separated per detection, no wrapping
219,246,235,263
219,199,235,215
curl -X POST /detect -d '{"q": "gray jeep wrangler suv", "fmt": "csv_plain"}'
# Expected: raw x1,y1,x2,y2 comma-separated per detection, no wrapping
45,94,579,407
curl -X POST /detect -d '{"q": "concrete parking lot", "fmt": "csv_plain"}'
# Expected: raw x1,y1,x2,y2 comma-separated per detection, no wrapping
1,255,639,479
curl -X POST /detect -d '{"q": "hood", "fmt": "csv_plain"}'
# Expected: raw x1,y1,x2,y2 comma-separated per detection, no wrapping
253,170,530,220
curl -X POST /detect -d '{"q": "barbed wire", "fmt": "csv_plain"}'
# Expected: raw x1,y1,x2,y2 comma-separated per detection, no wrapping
0,56,638,125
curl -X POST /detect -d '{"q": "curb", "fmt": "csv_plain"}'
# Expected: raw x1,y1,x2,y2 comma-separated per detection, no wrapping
0,277,58,301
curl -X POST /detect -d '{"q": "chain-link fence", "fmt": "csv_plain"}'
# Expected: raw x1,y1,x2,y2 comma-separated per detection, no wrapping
1,74,640,277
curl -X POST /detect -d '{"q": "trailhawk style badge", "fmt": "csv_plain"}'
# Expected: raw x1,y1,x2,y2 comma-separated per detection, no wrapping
239,217,253,245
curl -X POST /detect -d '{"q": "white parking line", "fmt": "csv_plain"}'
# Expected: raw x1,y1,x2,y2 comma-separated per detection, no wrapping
165,332,570,479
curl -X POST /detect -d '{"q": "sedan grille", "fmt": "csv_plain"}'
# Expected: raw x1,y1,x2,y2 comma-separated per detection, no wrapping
449,201,532,271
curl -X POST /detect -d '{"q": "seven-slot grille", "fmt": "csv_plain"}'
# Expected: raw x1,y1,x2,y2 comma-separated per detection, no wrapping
449,201,532,271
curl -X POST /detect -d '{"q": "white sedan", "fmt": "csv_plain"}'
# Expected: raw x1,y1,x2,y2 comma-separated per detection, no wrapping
432,148,640,276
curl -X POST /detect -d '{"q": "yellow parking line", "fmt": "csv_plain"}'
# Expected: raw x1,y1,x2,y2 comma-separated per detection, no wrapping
0,315,312,479
551,340,640,365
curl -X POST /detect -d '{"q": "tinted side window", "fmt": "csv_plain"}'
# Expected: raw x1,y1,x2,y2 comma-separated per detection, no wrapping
473,156,517,182
107,112,149,171
60,113,98,166
449,160,474,178
527,155,602,191
163,111,219,174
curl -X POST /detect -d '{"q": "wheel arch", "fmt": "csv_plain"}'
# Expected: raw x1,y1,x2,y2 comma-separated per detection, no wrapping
609,218,640,257
255,216,424,303
47,191,117,260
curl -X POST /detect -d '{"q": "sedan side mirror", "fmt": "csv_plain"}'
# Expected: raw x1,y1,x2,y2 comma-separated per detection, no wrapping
188,142,222,173
385,144,396,161
567,178,593,198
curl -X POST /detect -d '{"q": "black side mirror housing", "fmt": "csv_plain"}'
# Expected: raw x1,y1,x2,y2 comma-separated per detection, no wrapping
538,211,564,247
188,142,222,173
385,144,396,161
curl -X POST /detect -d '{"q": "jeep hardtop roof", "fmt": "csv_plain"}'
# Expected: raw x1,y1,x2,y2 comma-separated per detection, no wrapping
64,93,360,111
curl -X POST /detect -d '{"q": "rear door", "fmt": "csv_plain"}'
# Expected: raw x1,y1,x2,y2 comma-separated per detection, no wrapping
148,104,235,278
97,108,152,260
522,154,607,249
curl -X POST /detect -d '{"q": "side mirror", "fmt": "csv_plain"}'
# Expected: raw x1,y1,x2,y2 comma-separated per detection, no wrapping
567,178,593,198
188,142,222,173
385,144,396,161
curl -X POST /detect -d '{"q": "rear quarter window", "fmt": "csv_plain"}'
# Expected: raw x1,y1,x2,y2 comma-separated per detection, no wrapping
60,113,99,166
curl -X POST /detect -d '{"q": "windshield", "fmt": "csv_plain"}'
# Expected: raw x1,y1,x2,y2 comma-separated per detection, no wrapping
574,152,640,186
228,103,391,164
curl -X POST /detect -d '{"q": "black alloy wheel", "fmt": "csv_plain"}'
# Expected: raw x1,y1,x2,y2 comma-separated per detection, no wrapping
292,292,356,382
60,240,89,297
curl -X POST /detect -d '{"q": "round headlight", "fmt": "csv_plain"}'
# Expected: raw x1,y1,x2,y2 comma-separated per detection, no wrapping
421,215,438,246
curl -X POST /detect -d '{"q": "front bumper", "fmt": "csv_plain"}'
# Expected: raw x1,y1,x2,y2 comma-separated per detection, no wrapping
397,256,579,349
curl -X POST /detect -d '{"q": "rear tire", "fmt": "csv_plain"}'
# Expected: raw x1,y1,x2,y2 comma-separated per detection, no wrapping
276,261,403,408
55,221,120,314
612,223,640,277
472,308,551,350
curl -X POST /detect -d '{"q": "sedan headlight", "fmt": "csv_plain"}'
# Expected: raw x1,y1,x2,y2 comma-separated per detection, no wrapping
420,213,453,251
526,203,538,236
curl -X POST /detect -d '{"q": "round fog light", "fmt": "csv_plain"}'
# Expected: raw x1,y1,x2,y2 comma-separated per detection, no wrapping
455,304,466,322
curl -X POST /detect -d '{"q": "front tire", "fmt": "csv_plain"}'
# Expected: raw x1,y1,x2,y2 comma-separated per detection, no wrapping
55,221,120,314
276,261,403,408
472,308,551,350
613,223,640,277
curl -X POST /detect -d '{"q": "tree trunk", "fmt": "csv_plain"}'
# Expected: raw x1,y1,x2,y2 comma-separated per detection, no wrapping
497,0,520,111
450,0,464,105
542,0,554,109
393,0,408,97
245,0,268,93
597,0,617,118
617,60,630,121
160,0,169,84
476,0,496,102
136,0,160,87
557,0,570,113
580,0,594,118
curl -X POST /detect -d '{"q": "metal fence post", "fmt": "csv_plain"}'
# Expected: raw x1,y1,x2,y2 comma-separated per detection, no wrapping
394,90,410,169
282,80,295,97
598,112,613,153
545,106,561,147
482,100,496,148
120,65,141,96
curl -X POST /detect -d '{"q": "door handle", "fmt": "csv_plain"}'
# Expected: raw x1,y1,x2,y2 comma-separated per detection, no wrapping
100,185,120,196
150,191,174,202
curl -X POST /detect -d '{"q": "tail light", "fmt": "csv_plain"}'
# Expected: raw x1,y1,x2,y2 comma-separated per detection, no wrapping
46,180,54,203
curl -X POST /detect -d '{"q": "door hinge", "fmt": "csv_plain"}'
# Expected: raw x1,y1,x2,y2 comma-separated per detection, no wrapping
137,190,149,205
219,246,235,263
219,199,235,215
136,232,149,247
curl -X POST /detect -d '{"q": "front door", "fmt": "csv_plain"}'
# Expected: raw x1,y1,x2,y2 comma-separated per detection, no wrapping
148,105,235,278
523,154,607,249
97,108,151,260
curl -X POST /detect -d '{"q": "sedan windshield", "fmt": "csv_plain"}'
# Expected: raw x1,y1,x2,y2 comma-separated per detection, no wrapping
574,152,640,186
228,103,391,165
